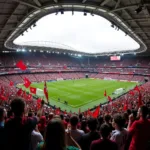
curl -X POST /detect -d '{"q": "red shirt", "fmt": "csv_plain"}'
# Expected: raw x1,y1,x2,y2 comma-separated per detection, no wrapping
129,118,150,150
62,120,68,129
38,116,47,136
90,139,118,150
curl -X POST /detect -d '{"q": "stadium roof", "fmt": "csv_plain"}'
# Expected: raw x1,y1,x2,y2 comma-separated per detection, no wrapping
0,0,150,56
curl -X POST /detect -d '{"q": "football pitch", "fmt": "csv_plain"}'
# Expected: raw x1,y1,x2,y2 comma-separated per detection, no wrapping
19,78,137,112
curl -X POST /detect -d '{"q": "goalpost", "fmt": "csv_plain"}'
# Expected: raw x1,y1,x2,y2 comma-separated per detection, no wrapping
114,88,124,94
57,78,64,81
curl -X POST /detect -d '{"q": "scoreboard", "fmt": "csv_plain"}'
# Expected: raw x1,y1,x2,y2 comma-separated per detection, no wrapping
110,56,121,61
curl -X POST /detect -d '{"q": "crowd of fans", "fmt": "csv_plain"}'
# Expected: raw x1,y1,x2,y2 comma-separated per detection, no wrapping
0,73,85,85
1,46,150,150
0,53,150,150
0,53,150,67
0,76,150,150
0,73,146,86
1,53,150,83
0,98,149,150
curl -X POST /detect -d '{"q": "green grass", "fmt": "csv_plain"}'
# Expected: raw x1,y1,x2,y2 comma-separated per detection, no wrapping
18,78,137,113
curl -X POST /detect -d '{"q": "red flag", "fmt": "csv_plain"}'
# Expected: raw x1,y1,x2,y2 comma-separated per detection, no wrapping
5,91,10,100
9,81,14,86
27,94,32,101
140,86,144,91
87,109,93,116
37,103,41,109
22,91,27,99
0,95,7,101
63,110,67,115
107,96,112,102
17,88,23,96
30,87,36,94
134,85,140,92
16,60,27,70
104,90,107,97
44,81,49,103
0,86,4,95
24,78,31,88
55,108,60,115
123,100,128,111
129,90,134,96
138,92,143,108
92,106,100,118
37,98,42,109
37,98,42,103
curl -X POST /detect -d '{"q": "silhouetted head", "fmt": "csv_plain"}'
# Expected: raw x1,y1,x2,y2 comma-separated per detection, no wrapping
45,118,66,150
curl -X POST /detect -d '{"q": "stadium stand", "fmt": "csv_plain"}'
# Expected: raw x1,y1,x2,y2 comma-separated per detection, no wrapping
0,53,150,67
1,0,150,150
0,75,150,150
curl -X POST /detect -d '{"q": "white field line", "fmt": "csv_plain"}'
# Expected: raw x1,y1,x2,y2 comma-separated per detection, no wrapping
50,84,118,108
37,80,135,108
75,84,135,108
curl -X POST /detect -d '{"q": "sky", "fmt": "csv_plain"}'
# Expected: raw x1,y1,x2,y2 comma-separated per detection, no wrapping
14,12,140,54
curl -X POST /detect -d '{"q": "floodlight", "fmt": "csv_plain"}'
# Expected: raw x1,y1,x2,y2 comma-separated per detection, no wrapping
84,11,87,16
33,23,36,27
111,24,114,28
72,9,74,15
135,5,143,14
60,9,64,14
91,11,94,16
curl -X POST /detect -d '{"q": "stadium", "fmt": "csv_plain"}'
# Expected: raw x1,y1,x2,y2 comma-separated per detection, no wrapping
0,1,150,150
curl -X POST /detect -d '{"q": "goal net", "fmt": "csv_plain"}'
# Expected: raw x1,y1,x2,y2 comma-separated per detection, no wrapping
57,78,64,81
114,88,124,94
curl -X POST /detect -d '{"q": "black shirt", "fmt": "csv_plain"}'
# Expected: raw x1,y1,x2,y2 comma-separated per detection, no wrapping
4,117,37,150
79,131,100,150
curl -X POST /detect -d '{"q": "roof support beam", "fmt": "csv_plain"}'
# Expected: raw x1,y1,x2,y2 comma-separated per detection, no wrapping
123,10,150,42
101,0,112,6
126,18,150,21
134,27,150,30
0,13,24,17
53,0,58,3
32,0,42,7
13,0,41,10
0,3,21,37
111,0,150,44
114,0,121,9
0,27,27,31
142,0,150,22
13,0,47,12
135,31,150,33
0,23,17,26
110,2,150,12
82,0,87,3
